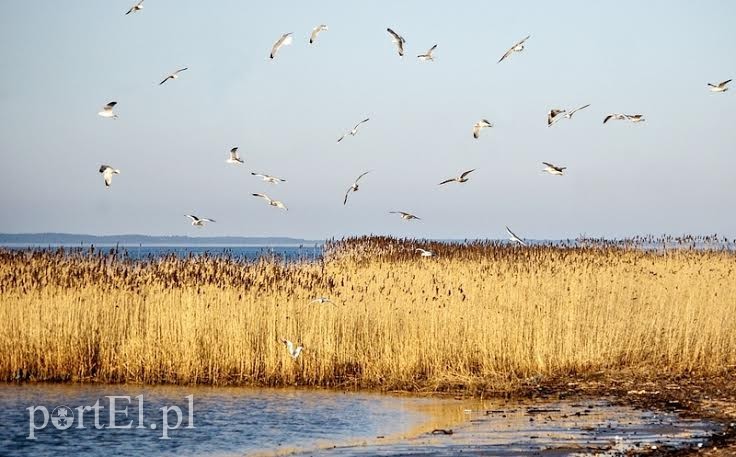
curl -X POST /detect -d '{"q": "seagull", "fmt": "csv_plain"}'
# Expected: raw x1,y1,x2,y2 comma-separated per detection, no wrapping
99,165,120,188
226,147,243,164
473,119,493,139
547,109,566,127
417,44,437,61
185,215,215,227
542,162,566,176
708,79,731,92
252,193,287,210
505,226,526,246
390,211,420,221
270,33,293,59
125,0,144,15
498,35,530,63
387,28,406,57
159,67,188,85
603,113,644,124
564,104,591,119
337,118,370,142
309,25,328,44
311,296,332,304
626,114,645,123
281,339,303,360
98,101,118,119
343,171,371,205
251,173,286,184
439,169,476,185
415,248,434,257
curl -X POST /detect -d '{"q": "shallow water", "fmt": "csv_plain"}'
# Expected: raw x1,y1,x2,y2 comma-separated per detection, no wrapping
0,384,721,456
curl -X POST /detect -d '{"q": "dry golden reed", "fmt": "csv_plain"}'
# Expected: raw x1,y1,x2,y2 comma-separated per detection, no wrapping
0,237,734,392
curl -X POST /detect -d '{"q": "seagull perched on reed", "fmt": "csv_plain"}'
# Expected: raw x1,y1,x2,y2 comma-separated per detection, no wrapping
252,193,287,210
386,28,406,56
99,165,120,187
98,101,118,119
309,25,328,44
473,119,493,139
417,44,437,61
281,339,303,360
125,0,144,15
506,226,526,246
185,215,215,227
498,35,530,63
439,169,476,185
344,171,371,205
251,173,286,184
270,33,293,59
708,79,731,92
159,67,188,85
542,162,566,176
337,118,370,142
226,147,243,164
390,211,420,220
415,248,434,257
603,113,645,124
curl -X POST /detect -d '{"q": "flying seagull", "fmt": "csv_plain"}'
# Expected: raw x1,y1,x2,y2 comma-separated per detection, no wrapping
505,226,526,246
98,101,118,119
185,214,215,227
386,28,406,57
226,147,243,164
99,165,120,187
390,211,420,220
337,118,370,142
125,0,144,15
417,44,437,61
498,35,530,63
281,339,303,360
439,169,476,185
603,113,645,124
251,173,286,184
473,119,493,139
159,67,188,85
564,104,591,119
415,248,434,257
542,162,566,176
344,171,371,205
270,33,293,59
309,25,328,44
252,193,288,210
708,79,731,92
547,109,566,127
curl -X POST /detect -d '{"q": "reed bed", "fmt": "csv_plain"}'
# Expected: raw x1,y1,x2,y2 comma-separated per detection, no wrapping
0,237,734,392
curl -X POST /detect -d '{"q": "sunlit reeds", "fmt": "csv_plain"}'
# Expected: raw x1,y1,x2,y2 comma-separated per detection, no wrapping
0,237,734,392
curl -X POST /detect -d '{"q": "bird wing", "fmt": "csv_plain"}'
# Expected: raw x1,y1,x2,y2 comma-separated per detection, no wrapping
720,79,732,86
569,104,591,115
506,226,521,241
229,149,239,160
174,67,188,75
542,162,555,168
186,215,200,222
514,35,531,47
159,76,171,85
497,47,514,63
438,178,455,185
603,114,614,124
460,169,476,179
202,218,215,223
105,102,117,110
270,33,292,58
343,188,352,205
428,44,437,53
102,168,114,187
386,28,405,55
336,134,346,143
386,28,402,42
354,118,370,130
309,26,323,43
472,124,481,138
252,193,271,202
355,170,371,182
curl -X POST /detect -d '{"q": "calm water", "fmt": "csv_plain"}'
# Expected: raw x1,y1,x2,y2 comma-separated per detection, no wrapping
0,384,722,456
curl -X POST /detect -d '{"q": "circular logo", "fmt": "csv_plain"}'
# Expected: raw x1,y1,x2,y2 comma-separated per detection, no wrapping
51,405,74,430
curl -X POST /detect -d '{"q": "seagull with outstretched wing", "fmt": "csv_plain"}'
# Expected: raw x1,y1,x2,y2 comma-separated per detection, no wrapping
417,44,437,61
99,165,120,188
309,25,328,44
542,162,566,176
344,171,371,205
159,67,188,85
252,193,287,210
473,119,493,139
98,101,118,119
185,215,215,227
226,147,243,164
390,211,420,220
270,33,293,59
498,35,530,63
125,0,144,15
708,79,731,92
439,169,476,185
337,118,370,142
505,226,526,246
387,28,406,56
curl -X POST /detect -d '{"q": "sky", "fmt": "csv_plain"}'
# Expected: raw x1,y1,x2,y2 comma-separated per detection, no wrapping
0,1,734,240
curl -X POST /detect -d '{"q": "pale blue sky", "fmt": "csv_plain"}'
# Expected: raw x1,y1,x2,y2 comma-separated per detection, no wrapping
0,1,734,240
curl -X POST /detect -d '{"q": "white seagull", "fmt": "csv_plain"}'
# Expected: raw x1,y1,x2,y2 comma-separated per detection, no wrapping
99,165,120,188
311,296,332,304
185,215,215,227
309,25,328,44
708,79,731,92
98,101,118,119
159,67,188,86
125,0,144,15
387,28,406,57
337,118,370,143
505,226,526,246
439,169,476,185
473,119,493,139
417,44,437,61
270,33,293,59
281,339,303,360
542,162,566,176
390,211,420,221
226,147,243,164
564,104,591,119
252,193,287,210
344,170,371,205
415,248,434,257
251,173,286,184
498,35,530,63
604,113,645,124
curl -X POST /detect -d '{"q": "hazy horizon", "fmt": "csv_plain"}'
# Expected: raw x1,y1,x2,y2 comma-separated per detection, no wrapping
1,1,734,240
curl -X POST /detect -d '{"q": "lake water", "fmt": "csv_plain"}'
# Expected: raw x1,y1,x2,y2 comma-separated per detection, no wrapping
0,384,721,456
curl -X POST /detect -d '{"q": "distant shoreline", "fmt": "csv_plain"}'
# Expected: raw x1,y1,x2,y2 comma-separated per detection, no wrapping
0,233,321,246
